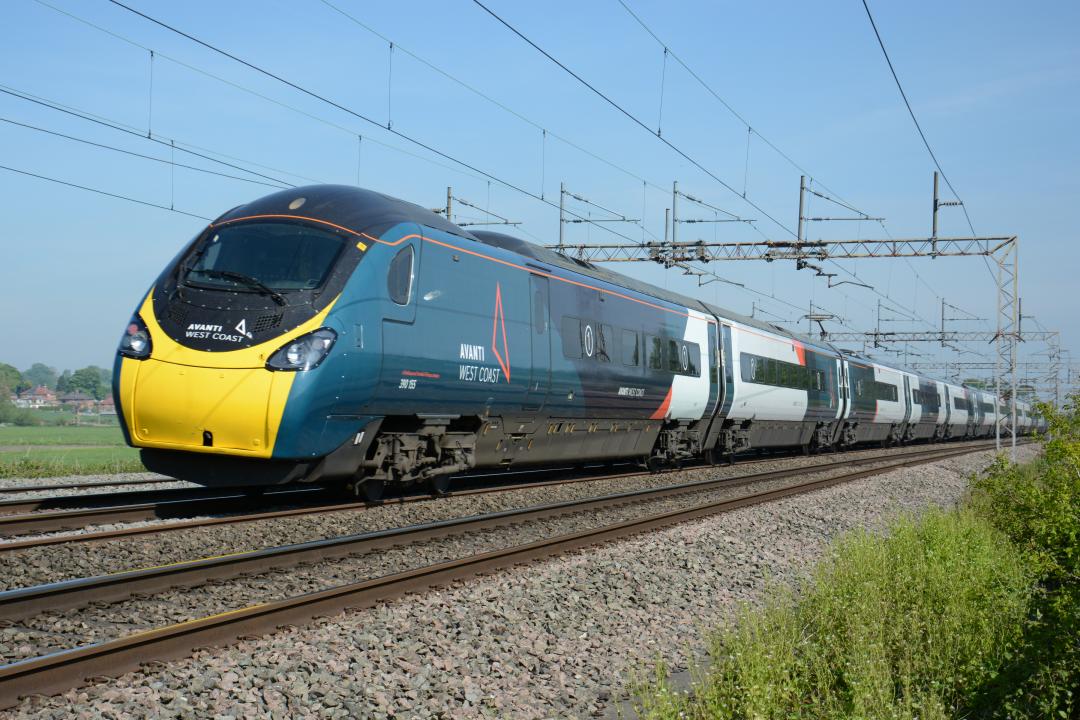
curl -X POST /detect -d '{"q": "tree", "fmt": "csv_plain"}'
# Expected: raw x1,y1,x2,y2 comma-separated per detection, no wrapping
56,370,71,393
21,363,58,390
0,363,28,395
66,366,110,400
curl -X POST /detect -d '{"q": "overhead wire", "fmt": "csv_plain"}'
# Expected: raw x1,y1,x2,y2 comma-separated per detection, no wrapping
859,0,977,238
313,0,668,194
0,115,288,188
28,0,491,186
469,0,797,238
0,84,303,186
0,163,210,220
860,0,999,298
614,0,862,213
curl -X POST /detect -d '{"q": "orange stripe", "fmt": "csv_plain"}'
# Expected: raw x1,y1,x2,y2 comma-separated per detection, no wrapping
650,386,674,420
213,214,715,323
213,213,366,238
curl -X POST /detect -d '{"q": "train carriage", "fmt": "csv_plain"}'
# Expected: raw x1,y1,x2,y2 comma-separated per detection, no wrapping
721,320,841,453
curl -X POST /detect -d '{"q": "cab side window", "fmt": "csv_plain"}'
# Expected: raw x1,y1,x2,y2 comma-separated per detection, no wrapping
387,246,414,305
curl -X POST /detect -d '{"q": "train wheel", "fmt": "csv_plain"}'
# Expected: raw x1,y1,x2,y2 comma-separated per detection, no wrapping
428,475,451,496
646,456,664,473
360,479,385,503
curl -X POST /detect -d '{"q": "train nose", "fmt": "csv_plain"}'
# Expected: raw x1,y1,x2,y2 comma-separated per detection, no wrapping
127,359,290,455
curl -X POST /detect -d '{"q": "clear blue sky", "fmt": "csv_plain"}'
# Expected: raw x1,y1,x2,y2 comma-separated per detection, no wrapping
2,0,1077,394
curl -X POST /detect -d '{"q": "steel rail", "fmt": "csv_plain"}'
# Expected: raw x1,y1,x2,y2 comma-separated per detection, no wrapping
0,486,328,537
0,442,1000,622
0,439,1007,551
0,476,172,495
0,441,1004,708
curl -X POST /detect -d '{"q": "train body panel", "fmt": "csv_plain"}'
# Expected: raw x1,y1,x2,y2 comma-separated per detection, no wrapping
112,185,1035,492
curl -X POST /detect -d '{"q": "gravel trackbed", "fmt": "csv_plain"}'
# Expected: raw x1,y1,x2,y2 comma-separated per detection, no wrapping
2,446,1035,719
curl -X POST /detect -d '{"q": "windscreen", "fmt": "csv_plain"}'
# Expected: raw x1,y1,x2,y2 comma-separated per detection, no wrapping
184,222,347,292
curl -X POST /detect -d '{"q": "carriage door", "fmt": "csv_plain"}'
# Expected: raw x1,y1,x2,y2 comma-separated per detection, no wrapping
838,359,849,421
902,376,912,426
522,274,551,411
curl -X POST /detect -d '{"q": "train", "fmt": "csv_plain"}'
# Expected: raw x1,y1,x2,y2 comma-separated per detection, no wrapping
112,185,1042,500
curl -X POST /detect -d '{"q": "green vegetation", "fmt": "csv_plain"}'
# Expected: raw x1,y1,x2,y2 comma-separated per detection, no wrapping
21,362,58,390
963,399,1080,718
0,424,126,447
57,365,112,399
633,397,1080,720
0,445,143,479
0,363,27,394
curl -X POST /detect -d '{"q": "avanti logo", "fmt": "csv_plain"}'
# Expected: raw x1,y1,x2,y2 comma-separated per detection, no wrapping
235,319,252,338
491,282,510,382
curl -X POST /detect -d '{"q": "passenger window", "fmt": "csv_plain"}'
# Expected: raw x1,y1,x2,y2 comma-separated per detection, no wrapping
387,245,414,305
684,342,699,377
766,359,778,385
646,335,663,370
561,317,582,359
598,324,613,363
667,339,681,373
621,330,639,367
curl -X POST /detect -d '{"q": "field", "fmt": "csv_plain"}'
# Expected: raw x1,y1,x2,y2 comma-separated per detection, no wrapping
0,422,143,478
0,424,126,447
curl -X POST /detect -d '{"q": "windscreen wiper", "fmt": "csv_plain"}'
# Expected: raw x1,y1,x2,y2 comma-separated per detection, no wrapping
191,269,287,306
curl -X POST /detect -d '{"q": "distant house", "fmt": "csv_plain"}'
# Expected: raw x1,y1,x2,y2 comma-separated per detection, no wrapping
57,391,96,411
98,395,117,415
16,385,58,408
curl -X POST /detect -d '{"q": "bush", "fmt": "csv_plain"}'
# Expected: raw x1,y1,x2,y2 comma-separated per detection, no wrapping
965,397,1080,718
635,510,1032,719
634,398,1080,720
0,395,38,426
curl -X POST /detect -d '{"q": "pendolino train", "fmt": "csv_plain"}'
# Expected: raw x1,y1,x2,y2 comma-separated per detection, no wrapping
113,185,1041,500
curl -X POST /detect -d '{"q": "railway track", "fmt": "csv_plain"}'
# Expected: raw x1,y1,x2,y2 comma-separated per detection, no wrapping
0,476,174,495
0,439,1007,548
0,485,330,538
0,440,1004,706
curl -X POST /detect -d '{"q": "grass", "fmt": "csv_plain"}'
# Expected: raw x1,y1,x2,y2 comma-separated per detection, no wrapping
0,445,144,478
632,397,1080,720
0,423,126,447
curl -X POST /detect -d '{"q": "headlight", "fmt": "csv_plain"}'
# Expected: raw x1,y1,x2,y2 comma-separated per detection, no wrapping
266,328,337,371
118,315,152,359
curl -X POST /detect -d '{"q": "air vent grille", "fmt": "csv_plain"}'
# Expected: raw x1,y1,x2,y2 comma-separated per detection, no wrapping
253,313,283,333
